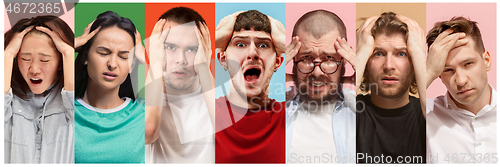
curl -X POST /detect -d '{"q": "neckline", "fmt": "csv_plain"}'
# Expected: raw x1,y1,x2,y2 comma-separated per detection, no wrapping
77,97,131,114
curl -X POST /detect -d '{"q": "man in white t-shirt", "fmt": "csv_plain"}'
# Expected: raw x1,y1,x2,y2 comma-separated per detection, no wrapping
144,7,215,163
285,10,356,164
426,17,496,163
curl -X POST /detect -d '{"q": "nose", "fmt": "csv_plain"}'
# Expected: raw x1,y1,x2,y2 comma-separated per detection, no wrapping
246,42,259,61
382,54,395,72
174,51,188,65
107,54,118,71
454,68,468,87
28,61,41,75
311,58,324,76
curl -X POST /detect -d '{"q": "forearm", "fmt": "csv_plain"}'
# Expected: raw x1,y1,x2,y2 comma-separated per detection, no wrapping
412,52,427,119
145,63,164,106
425,65,440,89
4,54,14,95
145,106,161,144
196,63,215,129
62,50,75,91
355,49,371,93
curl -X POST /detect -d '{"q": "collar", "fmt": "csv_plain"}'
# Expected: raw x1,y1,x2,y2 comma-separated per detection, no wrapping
444,84,496,116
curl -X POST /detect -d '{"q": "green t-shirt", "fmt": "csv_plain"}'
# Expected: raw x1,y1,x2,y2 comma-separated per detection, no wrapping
75,97,145,163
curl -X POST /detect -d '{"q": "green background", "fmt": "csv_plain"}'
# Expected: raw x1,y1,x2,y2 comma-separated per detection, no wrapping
75,3,145,98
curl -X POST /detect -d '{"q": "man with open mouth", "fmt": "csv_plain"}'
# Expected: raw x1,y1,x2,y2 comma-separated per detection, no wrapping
284,9,356,164
355,12,427,163
214,10,286,163
425,16,496,163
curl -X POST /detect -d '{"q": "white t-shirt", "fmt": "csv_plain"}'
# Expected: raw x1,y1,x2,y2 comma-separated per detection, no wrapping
426,87,496,163
145,86,214,163
289,102,338,163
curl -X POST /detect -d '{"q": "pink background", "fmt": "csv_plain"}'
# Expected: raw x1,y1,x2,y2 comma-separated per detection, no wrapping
4,3,74,32
286,3,356,90
426,3,496,98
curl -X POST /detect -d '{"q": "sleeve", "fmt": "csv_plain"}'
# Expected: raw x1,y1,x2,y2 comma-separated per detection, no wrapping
426,98,434,115
4,88,13,122
4,88,13,163
61,88,75,123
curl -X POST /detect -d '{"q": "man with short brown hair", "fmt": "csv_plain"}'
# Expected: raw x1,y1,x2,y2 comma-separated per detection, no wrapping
426,17,496,163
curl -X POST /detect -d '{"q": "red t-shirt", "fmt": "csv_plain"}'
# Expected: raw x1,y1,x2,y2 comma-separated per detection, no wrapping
215,96,285,163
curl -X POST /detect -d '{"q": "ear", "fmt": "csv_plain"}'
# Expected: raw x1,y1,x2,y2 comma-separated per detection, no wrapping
483,51,491,71
217,51,227,68
274,54,285,70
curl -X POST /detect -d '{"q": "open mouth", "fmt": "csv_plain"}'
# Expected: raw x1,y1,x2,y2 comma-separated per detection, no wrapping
244,68,261,83
30,78,42,84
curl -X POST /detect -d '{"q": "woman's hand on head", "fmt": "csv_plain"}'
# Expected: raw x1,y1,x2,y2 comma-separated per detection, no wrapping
4,26,34,58
75,20,100,49
36,26,74,57
134,30,146,64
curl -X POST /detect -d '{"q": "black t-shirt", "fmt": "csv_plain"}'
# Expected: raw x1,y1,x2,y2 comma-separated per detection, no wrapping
356,94,426,164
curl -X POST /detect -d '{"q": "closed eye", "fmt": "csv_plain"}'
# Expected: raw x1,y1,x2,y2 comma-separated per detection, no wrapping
464,62,473,67
21,58,31,61
119,56,128,60
41,60,50,62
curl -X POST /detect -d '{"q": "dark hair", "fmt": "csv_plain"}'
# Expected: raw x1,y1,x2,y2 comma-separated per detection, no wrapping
292,9,347,39
4,15,74,100
159,6,206,31
427,16,485,54
75,11,136,100
360,12,417,94
233,10,271,34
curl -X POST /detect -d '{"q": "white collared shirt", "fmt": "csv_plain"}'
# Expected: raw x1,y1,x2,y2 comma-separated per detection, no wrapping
426,86,497,163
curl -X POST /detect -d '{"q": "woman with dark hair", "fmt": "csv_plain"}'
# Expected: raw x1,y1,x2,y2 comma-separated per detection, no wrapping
73,11,145,163
4,15,74,163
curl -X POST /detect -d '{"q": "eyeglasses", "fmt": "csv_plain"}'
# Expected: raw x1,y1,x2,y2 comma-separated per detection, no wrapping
294,58,343,74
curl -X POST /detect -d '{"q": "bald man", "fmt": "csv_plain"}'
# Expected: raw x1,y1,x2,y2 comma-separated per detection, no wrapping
285,10,356,164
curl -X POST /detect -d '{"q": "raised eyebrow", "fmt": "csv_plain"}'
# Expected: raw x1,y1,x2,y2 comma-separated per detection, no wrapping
256,37,272,41
232,35,249,40
395,47,408,52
